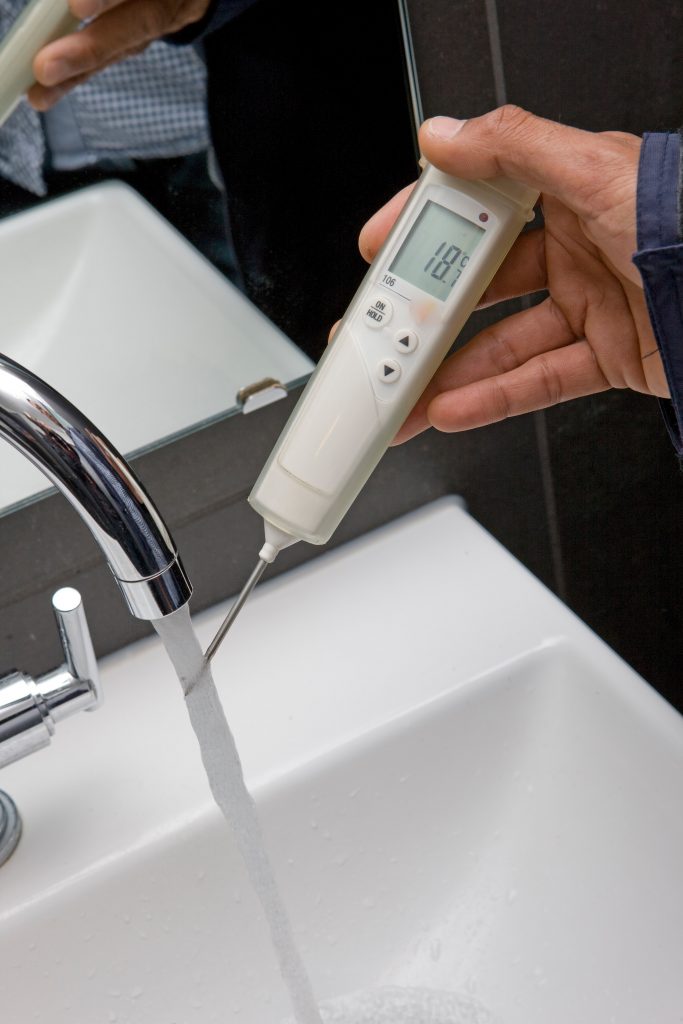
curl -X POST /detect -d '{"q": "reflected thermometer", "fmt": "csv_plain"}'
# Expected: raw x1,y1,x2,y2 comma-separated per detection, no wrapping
205,163,538,660
0,0,79,129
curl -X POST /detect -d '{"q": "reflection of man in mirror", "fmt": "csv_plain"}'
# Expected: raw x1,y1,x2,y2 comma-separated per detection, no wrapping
0,0,240,284
8,0,419,358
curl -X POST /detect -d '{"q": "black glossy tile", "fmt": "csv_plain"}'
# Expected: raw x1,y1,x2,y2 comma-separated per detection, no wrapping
545,390,683,709
497,1,683,131
407,0,498,119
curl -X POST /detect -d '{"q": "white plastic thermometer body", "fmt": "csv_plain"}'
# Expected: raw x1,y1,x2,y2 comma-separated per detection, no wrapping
250,163,539,559
0,0,79,129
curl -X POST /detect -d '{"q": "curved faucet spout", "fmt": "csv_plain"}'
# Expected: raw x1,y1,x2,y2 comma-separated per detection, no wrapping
0,354,192,619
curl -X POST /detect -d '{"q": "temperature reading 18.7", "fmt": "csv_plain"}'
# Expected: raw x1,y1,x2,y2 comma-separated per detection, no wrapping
389,199,486,302
423,242,469,288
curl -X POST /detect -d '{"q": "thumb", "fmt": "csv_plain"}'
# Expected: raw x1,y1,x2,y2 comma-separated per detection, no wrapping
419,106,609,217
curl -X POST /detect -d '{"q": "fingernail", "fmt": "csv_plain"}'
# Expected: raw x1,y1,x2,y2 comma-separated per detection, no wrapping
72,0,104,17
426,116,466,140
41,59,75,86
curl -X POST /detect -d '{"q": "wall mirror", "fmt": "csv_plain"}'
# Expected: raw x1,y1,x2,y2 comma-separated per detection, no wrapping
0,0,420,517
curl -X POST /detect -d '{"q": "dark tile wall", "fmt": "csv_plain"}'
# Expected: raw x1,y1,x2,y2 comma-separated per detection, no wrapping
407,0,683,707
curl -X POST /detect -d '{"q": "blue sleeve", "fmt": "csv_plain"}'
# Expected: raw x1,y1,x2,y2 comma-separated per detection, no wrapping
632,132,683,458
167,0,258,44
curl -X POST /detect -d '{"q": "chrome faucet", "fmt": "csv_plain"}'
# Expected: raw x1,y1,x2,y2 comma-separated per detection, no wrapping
0,353,192,846
0,353,191,618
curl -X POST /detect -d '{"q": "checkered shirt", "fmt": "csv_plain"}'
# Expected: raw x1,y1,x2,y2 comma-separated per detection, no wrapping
0,0,209,197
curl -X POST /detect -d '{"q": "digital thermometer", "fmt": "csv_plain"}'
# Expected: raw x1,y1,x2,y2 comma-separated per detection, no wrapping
205,163,538,660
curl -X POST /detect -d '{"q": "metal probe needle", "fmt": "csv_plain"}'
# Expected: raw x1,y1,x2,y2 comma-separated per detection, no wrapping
204,557,268,663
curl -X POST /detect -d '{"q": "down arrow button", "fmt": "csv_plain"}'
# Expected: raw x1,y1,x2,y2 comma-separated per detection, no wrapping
377,359,401,383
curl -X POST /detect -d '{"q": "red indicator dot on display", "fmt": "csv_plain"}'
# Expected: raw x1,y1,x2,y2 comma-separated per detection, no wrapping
479,212,489,222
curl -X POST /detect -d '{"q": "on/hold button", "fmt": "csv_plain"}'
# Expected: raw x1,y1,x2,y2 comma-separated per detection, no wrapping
364,294,393,328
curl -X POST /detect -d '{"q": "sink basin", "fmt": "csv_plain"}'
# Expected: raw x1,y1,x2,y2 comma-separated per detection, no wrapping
1,498,682,1022
0,182,313,511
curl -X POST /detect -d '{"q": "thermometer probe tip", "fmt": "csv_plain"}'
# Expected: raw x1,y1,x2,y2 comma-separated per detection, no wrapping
203,557,269,663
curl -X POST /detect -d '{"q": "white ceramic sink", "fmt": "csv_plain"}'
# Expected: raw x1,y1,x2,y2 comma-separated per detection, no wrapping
1,498,682,1022
0,182,313,511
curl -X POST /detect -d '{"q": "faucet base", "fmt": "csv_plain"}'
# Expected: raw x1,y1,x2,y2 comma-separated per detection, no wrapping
0,790,21,866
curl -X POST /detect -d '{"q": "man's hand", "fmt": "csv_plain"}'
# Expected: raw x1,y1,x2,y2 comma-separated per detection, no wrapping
28,0,210,110
358,106,668,444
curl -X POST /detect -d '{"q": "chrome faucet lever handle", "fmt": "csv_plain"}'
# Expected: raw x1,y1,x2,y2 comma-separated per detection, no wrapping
47,588,101,714
0,589,100,770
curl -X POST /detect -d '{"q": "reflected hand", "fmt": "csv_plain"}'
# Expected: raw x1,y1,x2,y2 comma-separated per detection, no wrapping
28,0,210,110
358,106,668,445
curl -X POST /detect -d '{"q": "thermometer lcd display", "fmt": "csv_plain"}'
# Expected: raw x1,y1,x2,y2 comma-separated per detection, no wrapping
389,200,485,301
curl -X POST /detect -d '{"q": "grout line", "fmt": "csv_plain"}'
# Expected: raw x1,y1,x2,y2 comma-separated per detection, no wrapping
483,0,566,597
483,0,508,107
397,0,425,139
533,406,568,600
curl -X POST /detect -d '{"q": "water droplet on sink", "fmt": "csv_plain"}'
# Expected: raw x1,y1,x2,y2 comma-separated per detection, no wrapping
532,966,548,988
131,985,144,999
507,888,519,903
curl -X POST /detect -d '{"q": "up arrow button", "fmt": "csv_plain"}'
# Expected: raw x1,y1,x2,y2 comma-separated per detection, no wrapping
393,329,418,354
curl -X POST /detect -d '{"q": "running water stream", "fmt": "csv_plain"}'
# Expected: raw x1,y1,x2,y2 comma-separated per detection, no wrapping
153,605,491,1024
153,605,323,1024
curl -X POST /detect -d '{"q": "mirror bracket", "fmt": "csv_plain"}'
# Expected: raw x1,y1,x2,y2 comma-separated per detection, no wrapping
237,378,288,415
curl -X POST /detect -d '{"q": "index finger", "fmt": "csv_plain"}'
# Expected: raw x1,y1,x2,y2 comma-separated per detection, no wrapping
358,183,414,263
33,1,158,87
